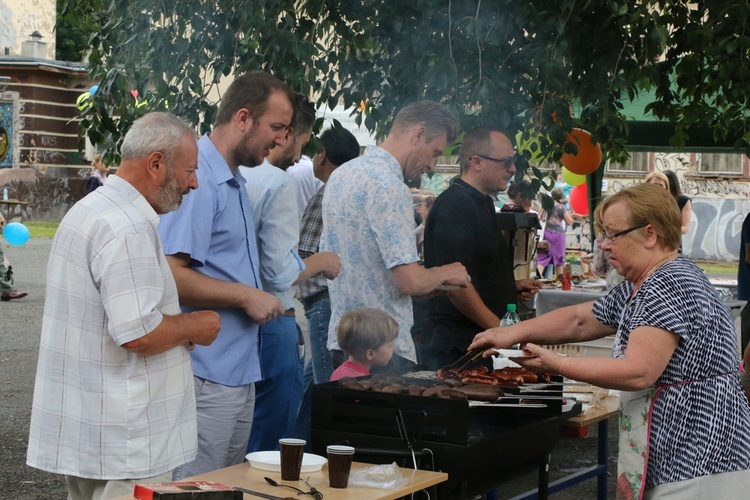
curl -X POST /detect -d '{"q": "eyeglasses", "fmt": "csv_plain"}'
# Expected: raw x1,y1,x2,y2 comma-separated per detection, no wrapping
601,223,648,242
476,154,516,169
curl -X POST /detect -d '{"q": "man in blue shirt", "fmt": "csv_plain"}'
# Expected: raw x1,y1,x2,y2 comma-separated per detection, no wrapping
158,71,292,479
242,94,340,452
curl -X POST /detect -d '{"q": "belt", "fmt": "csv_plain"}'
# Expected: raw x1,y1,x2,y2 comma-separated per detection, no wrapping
283,308,296,317
301,289,329,310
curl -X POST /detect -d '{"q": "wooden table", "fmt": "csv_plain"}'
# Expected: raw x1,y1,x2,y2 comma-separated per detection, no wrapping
0,199,30,221
114,461,448,500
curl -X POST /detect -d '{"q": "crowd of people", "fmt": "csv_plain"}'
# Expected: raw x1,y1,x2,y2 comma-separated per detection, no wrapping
16,70,750,500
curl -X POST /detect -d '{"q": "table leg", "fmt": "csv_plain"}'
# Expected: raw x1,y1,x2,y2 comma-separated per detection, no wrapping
538,453,550,499
597,419,608,500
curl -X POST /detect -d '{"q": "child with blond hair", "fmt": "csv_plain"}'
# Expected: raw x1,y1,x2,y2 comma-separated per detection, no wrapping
330,308,399,381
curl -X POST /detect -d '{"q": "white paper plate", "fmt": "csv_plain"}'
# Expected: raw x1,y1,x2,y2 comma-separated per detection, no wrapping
246,451,327,473
493,349,535,359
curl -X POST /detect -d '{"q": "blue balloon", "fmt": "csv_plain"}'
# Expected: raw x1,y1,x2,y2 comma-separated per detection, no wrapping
89,85,99,95
3,222,30,246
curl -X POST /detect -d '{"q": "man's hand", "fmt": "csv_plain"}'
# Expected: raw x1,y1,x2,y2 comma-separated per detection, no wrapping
189,310,221,346
516,279,541,301
0,211,5,228
241,288,285,325
440,262,471,288
317,251,341,280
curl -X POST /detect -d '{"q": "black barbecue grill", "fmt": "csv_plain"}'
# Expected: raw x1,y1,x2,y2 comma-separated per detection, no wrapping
311,376,581,499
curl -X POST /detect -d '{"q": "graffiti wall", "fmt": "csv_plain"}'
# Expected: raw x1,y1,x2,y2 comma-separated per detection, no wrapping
608,152,748,261
422,151,750,262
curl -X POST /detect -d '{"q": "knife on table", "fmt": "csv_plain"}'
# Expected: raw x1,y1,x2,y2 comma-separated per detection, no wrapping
233,486,290,499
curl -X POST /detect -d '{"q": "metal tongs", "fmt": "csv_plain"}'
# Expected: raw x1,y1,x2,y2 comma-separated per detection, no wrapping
440,348,484,378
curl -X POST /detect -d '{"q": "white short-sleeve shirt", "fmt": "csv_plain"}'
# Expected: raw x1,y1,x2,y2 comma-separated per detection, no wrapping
27,175,196,479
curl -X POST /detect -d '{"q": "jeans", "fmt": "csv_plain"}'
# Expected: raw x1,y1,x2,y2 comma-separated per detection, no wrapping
303,297,335,385
247,315,304,453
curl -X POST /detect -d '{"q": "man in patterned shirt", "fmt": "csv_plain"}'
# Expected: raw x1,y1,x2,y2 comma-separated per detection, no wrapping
27,112,220,500
321,101,471,373
298,124,361,384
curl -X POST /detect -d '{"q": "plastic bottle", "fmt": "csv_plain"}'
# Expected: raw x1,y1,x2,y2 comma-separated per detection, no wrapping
499,303,521,328
2,187,7,201
561,263,572,291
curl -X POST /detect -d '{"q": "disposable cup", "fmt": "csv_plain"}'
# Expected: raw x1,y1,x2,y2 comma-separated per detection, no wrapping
279,438,306,481
326,445,355,488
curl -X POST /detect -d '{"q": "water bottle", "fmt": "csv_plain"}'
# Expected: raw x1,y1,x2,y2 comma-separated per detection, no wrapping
2,187,7,200
499,303,521,328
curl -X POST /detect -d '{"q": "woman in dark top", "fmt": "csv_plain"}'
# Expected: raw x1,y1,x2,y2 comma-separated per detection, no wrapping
664,170,691,236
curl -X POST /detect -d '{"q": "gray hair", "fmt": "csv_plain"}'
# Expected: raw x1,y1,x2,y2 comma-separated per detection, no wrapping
390,101,459,144
121,112,195,164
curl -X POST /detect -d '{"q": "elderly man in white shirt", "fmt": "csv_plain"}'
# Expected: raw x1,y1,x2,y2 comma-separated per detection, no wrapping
27,113,220,500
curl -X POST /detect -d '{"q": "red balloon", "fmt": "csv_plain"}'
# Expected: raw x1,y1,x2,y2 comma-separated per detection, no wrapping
560,129,602,175
569,183,589,216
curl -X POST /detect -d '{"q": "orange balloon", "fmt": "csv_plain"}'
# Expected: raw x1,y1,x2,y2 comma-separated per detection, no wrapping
560,128,602,175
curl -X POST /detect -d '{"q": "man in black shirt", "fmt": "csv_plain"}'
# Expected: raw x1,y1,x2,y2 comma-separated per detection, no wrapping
420,126,540,370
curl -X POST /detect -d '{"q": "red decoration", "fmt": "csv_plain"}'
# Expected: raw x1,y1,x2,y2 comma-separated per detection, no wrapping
560,128,602,175
569,183,589,216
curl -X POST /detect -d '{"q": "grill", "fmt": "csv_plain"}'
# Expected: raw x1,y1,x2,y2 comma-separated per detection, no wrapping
311,376,580,499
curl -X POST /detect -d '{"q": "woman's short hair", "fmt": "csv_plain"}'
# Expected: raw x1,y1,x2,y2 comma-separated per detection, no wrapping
594,183,682,251
337,308,399,356
644,171,670,190
550,186,565,202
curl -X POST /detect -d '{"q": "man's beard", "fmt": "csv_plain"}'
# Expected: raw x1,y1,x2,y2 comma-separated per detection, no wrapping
233,126,268,168
155,166,185,213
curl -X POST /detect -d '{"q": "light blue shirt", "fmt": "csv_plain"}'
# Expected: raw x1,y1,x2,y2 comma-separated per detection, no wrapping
241,161,306,310
321,146,420,362
158,134,263,386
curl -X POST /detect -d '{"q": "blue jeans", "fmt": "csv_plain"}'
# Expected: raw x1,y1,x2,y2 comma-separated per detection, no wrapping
296,297,337,450
303,297,334,385
247,315,304,453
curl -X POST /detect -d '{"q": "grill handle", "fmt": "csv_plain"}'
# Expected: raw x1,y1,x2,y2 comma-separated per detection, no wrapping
352,447,432,460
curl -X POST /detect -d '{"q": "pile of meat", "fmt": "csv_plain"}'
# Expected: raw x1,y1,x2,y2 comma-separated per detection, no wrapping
337,374,504,401
436,365,550,387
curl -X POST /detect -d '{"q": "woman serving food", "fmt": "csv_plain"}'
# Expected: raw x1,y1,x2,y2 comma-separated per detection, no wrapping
470,183,750,499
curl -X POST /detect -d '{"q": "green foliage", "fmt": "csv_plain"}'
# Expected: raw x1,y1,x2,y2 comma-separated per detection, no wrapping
64,0,750,170
55,0,101,62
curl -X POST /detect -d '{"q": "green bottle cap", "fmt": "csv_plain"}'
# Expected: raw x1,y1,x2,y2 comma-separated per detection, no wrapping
507,304,517,312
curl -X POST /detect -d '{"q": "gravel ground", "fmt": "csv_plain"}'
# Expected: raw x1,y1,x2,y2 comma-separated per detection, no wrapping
5,238,737,499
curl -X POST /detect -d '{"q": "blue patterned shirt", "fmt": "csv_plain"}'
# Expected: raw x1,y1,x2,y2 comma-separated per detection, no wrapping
321,146,420,362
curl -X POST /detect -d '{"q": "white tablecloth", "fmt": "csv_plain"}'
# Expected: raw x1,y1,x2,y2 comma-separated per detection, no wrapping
536,288,745,318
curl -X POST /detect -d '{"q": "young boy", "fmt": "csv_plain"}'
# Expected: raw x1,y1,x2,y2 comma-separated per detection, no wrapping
330,308,398,381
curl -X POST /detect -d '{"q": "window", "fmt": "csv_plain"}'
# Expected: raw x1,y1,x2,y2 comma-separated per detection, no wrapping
607,152,649,173
697,153,744,175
